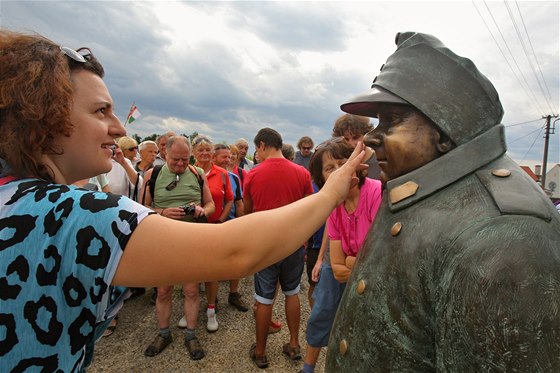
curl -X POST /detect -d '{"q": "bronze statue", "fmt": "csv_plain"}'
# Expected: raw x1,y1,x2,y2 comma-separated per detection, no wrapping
326,31,560,372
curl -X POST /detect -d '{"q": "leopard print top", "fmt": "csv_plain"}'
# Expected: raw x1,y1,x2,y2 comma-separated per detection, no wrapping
0,178,152,372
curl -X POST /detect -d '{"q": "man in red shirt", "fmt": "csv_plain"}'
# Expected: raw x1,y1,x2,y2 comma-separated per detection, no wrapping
244,128,313,369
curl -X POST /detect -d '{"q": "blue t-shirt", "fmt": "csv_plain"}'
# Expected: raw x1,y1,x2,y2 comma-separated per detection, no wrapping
0,178,152,371
227,172,242,220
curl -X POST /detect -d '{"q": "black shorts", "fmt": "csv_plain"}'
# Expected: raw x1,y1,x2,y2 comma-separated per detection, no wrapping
306,247,320,285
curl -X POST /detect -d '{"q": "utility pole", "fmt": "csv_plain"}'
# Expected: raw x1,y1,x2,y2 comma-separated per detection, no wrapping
541,114,559,191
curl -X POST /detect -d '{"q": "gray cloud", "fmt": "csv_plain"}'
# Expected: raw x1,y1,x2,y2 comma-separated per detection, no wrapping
2,0,558,164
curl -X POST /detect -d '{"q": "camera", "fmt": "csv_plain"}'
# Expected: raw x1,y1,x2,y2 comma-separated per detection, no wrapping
181,205,196,215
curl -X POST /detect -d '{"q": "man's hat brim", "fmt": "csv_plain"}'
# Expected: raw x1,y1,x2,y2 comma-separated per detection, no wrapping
340,86,409,118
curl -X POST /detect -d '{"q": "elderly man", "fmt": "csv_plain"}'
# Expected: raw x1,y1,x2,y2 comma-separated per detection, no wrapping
234,138,254,171
142,136,215,360
134,140,158,176
153,131,177,166
326,32,560,372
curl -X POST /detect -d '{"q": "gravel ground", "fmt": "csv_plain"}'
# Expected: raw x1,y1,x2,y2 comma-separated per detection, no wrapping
89,276,326,373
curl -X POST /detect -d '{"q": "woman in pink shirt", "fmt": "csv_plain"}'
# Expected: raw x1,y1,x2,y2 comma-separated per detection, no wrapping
301,138,382,373
322,139,382,282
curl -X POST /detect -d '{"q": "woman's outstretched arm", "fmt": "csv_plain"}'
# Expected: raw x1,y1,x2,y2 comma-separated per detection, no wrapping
113,143,367,287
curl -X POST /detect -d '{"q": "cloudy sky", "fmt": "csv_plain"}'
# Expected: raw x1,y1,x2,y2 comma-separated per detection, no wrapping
2,1,559,168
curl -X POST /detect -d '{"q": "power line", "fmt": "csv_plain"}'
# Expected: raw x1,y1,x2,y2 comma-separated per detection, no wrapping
512,126,544,165
514,0,558,115
474,1,547,115
505,118,542,127
505,1,557,114
508,125,544,145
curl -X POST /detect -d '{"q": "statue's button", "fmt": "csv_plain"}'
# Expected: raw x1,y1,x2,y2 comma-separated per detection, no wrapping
339,339,348,356
391,222,402,236
356,279,366,295
492,169,511,177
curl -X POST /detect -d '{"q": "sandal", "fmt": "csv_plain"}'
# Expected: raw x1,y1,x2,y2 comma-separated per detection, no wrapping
282,342,301,360
102,318,118,337
185,337,205,360
144,334,173,357
249,343,269,369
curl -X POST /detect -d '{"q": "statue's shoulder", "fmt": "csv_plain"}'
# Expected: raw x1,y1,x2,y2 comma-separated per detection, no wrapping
475,162,555,222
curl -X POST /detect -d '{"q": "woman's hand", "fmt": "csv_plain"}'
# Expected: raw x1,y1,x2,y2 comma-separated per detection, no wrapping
311,257,323,283
345,256,356,271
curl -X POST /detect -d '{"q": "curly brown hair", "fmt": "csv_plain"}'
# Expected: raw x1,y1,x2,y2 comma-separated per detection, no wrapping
0,30,104,181
332,114,373,138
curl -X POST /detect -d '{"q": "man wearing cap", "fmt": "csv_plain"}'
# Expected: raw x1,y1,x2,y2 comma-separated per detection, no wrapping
326,32,560,372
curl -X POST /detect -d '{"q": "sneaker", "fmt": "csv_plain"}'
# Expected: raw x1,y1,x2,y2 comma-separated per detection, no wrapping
177,316,187,329
206,310,218,332
144,334,173,357
228,292,248,312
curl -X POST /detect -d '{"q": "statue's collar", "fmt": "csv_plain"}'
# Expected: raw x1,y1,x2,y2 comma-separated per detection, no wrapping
386,125,506,212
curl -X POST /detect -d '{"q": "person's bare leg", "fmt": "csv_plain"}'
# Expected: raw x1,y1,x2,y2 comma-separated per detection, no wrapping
229,279,239,293
183,283,200,329
205,281,218,307
304,345,322,366
255,301,272,357
155,286,173,328
308,283,316,309
285,294,301,347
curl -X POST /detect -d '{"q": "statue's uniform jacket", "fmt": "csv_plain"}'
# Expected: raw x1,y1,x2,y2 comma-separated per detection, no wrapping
326,125,560,372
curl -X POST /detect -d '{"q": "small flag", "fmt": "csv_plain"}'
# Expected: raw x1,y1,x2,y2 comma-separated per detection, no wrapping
125,104,141,125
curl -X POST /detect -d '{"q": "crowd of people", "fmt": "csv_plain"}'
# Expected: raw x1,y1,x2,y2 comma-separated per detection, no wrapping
91,120,383,372
2,28,559,373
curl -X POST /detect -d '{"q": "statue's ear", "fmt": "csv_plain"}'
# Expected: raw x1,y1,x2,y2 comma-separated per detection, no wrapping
435,133,454,154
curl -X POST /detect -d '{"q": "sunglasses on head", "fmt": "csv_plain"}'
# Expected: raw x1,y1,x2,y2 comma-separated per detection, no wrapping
165,174,180,191
192,136,212,147
60,46,93,63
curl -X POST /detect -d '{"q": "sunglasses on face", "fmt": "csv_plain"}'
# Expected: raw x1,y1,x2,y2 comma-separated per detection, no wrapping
302,146,313,151
165,174,180,191
126,146,138,151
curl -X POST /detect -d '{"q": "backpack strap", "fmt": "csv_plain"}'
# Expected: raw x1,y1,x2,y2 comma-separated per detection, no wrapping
188,164,204,205
142,165,162,205
237,167,244,186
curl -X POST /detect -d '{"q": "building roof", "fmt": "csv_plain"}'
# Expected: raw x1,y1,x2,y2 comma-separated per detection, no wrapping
520,166,539,182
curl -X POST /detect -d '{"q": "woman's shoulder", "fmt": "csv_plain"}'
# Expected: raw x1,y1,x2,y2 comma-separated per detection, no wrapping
363,177,382,193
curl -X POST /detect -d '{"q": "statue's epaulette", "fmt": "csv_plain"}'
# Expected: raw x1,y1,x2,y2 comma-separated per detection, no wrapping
476,167,553,222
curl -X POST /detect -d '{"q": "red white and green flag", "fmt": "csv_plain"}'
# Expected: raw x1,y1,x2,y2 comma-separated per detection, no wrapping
125,104,141,125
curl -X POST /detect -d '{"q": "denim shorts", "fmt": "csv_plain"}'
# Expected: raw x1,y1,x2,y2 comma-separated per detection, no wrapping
306,263,346,347
254,246,305,304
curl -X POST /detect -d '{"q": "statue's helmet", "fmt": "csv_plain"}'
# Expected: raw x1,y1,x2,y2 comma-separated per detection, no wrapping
341,32,504,146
